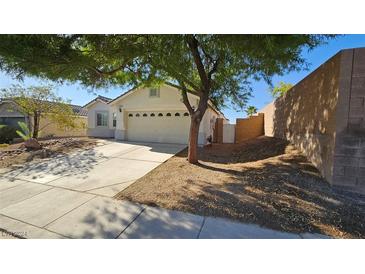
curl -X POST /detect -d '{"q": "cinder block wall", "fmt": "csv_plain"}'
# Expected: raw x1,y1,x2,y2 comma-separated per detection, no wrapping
235,113,264,143
213,118,224,143
259,47,365,192
332,48,365,189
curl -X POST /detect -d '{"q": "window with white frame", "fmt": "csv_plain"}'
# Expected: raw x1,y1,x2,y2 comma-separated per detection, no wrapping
112,112,117,127
96,112,108,127
149,88,160,97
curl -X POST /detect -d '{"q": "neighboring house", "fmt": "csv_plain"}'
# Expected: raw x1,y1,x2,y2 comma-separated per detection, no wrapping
0,99,88,137
84,85,228,145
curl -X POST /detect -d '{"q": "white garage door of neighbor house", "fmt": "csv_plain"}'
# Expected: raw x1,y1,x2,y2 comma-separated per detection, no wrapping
127,111,191,144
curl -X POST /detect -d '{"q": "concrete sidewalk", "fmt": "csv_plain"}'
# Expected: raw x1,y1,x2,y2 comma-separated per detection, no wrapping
0,190,331,239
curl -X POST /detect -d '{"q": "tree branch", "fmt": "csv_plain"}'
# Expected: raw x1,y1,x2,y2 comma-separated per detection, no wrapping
94,63,126,76
185,35,210,92
179,82,194,115
164,81,199,96
208,57,219,80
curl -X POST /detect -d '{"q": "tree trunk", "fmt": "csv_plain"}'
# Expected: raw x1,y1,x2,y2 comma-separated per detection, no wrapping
32,111,40,139
188,115,201,164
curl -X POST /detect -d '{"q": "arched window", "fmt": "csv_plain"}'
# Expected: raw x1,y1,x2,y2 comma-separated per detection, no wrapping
136,113,140,117
150,113,155,117
175,113,180,116
128,113,133,117
166,113,171,117
183,112,189,116
143,113,147,117
158,113,163,117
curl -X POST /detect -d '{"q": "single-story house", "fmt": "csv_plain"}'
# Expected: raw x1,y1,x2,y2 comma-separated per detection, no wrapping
84,85,228,145
0,99,88,137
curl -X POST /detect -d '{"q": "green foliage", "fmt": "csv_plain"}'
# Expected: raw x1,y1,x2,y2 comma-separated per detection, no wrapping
16,121,31,141
245,106,258,117
270,81,294,98
0,34,335,161
0,125,18,144
0,85,78,138
0,35,334,110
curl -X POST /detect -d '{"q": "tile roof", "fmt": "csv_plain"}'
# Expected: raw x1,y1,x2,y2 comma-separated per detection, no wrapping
95,95,112,103
0,98,88,117
69,104,88,116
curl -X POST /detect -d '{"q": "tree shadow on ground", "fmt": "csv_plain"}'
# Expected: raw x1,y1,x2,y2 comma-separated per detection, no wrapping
3,148,108,182
175,136,289,164
117,136,365,238
189,148,365,237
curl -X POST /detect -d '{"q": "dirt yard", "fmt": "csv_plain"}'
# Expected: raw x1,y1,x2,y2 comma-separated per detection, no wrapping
0,137,99,169
115,136,365,238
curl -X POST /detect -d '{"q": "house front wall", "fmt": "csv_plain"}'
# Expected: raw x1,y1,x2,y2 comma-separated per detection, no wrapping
87,101,115,138
87,86,225,144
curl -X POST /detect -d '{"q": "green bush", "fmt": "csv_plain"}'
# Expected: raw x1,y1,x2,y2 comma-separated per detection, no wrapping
16,121,31,141
0,126,18,144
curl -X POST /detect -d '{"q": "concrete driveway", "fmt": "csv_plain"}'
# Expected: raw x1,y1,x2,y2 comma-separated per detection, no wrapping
0,140,331,239
0,140,186,238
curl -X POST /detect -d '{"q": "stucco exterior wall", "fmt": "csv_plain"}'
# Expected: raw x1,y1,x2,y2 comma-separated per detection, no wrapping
259,48,365,192
39,116,87,137
87,85,226,144
200,107,219,143
110,86,200,111
86,101,115,138
260,102,275,137
223,124,235,143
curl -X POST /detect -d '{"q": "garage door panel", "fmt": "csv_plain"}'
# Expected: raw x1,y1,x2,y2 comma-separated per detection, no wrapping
127,111,190,144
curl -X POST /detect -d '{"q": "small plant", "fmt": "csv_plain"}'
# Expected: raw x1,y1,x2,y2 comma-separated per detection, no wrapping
0,125,18,143
16,121,31,141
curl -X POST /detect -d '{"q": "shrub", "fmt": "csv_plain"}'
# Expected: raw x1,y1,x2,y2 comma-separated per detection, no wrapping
16,121,31,141
0,126,18,144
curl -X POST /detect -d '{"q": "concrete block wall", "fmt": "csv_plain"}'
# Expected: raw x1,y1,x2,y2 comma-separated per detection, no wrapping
259,47,365,193
332,48,365,190
213,118,224,143
235,113,264,143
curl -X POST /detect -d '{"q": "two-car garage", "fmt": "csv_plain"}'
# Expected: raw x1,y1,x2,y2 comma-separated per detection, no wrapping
126,110,191,144
85,85,225,145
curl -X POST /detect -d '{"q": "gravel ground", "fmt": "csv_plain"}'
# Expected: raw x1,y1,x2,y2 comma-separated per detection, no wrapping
115,136,365,238
0,137,98,168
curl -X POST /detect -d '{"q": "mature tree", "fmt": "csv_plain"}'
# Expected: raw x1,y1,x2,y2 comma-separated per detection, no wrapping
0,34,333,163
0,85,77,138
270,81,294,98
245,106,257,117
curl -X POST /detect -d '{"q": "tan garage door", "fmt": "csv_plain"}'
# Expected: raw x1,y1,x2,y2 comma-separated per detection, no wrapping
127,111,190,144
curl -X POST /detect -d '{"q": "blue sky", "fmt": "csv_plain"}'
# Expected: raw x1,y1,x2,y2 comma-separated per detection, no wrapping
0,34,364,122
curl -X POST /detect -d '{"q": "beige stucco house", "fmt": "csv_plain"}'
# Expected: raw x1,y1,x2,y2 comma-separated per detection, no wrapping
84,85,227,145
